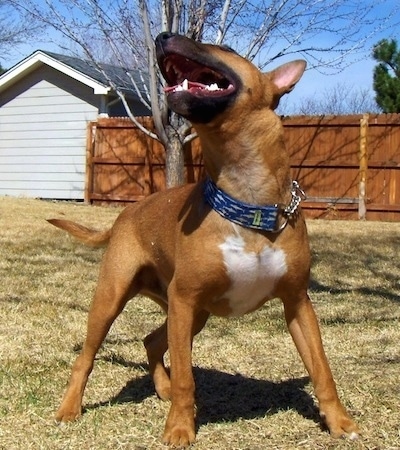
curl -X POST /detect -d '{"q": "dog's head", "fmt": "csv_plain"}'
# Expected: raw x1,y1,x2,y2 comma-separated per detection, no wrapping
155,32,306,124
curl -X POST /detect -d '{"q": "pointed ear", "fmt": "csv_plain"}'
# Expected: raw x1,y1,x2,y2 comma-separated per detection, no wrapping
270,60,307,96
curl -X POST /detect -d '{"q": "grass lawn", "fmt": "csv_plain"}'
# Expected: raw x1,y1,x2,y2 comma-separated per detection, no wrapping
0,196,399,449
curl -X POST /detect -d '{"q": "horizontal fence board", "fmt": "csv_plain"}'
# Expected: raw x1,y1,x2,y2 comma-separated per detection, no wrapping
86,115,400,221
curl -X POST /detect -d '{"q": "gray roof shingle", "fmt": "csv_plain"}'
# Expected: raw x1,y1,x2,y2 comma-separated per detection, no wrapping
42,50,148,95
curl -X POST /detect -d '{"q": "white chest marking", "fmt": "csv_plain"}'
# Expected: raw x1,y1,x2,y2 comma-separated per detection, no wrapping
219,235,287,317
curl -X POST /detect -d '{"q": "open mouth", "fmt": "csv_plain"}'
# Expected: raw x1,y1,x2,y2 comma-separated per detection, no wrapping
162,54,236,97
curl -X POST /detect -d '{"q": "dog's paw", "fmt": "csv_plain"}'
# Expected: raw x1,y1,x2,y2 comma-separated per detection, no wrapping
54,407,81,423
321,410,361,440
162,426,195,448
163,408,195,447
330,421,360,440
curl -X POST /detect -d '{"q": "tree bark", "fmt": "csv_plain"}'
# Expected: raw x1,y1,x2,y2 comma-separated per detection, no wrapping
165,127,185,188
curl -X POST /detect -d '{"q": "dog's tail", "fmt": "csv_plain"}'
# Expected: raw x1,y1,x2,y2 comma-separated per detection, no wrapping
47,219,111,248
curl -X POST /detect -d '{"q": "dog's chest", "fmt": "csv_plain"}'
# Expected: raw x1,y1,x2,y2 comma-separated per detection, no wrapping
218,235,287,316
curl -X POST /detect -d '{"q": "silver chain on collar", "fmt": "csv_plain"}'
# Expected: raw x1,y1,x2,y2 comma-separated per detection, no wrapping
283,181,307,217
272,181,307,233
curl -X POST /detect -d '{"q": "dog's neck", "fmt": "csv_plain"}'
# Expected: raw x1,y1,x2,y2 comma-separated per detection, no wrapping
195,110,291,207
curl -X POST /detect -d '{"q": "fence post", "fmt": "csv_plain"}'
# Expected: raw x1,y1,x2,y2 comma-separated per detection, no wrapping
84,121,96,204
358,114,369,220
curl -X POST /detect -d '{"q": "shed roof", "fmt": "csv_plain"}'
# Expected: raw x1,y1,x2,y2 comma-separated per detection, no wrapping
0,50,147,97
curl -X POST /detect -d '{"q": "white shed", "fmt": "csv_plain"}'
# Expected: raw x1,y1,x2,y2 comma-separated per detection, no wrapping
0,51,149,200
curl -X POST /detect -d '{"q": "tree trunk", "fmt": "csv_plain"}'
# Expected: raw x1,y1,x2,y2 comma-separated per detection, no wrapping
165,127,185,188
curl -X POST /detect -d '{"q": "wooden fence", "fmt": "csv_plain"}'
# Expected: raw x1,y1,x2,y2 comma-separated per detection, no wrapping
85,114,400,221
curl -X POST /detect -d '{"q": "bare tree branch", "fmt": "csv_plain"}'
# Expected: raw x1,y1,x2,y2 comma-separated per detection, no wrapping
139,0,168,144
0,0,44,60
215,0,231,45
8,0,400,187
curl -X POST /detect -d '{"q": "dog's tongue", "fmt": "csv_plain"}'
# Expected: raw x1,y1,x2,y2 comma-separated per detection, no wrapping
164,78,226,94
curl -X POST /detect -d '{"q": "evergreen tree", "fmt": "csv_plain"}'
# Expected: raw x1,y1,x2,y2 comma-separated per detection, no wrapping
0,64,6,75
372,39,400,113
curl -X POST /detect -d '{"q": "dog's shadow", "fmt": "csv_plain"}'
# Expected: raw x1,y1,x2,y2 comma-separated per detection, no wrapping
193,369,317,426
86,364,319,427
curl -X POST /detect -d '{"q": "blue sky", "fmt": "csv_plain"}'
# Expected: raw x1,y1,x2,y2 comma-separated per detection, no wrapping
267,0,400,109
283,54,378,109
3,1,400,111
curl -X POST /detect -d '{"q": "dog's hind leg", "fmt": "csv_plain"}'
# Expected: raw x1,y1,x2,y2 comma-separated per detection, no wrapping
144,320,170,400
144,309,209,401
55,244,141,423
282,291,360,439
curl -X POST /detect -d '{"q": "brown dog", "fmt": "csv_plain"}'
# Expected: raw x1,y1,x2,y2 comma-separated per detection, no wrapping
49,32,360,446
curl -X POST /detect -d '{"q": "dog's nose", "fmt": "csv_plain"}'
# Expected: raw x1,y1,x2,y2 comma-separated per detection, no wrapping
156,32,176,45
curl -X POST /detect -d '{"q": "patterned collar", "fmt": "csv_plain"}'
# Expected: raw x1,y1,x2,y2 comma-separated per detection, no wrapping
203,177,306,232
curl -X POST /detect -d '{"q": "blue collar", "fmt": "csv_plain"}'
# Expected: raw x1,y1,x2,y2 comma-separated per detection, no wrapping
203,177,305,232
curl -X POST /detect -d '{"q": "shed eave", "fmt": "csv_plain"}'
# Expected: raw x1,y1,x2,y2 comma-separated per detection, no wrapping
0,51,111,95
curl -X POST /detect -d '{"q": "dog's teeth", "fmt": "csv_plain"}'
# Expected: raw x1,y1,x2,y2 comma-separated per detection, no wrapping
206,83,220,91
171,79,230,93
173,79,189,92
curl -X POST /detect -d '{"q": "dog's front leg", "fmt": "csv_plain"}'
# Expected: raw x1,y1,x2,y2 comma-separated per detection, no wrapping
284,293,359,439
55,295,125,422
282,292,360,439
162,286,198,447
55,246,135,423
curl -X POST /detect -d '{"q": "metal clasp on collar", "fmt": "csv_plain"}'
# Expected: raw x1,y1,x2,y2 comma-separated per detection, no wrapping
274,181,306,233
284,181,307,217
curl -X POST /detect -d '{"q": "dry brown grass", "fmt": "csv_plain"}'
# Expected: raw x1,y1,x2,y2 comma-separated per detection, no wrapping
0,196,399,449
